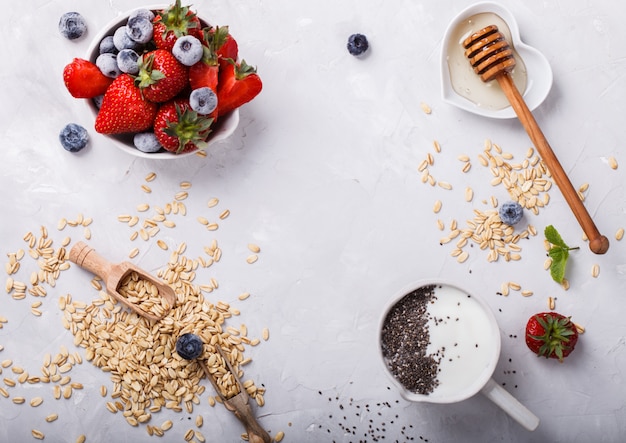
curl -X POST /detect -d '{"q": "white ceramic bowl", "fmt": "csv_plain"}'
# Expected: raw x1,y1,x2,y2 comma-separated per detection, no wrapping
379,279,540,430
440,2,553,119
85,5,239,159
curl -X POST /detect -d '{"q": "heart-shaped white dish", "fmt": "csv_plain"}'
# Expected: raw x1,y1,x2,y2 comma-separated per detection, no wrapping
440,2,553,119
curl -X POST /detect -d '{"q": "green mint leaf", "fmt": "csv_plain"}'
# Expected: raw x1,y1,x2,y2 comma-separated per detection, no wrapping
544,225,569,249
549,248,567,283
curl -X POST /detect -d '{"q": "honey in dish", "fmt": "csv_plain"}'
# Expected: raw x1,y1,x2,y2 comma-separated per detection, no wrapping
446,12,527,110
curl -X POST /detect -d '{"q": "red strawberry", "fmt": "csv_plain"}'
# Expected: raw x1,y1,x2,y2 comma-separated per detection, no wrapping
217,59,262,116
135,49,189,103
188,27,225,91
152,0,203,52
213,26,238,71
153,99,213,153
95,74,158,134
525,312,579,362
63,58,114,98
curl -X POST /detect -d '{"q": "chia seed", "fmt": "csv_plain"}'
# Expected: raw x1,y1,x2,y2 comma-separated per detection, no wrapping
380,284,440,395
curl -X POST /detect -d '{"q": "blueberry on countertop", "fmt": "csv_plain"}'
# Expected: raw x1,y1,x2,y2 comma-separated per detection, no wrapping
189,87,218,115
347,33,369,56
176,333,204,360
96,53,121,78
133,132,163,153
59,123,89,152
172,35,204,66
117,49,140,74
499,201,523,225
59,12,87,40
126,15,153,44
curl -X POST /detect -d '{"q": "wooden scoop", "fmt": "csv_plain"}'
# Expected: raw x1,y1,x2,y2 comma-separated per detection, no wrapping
463,25,609,254
69,241,176,321
198,347,271,443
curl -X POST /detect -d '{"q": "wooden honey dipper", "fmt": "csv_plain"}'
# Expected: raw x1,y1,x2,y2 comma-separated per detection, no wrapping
463,25,609,254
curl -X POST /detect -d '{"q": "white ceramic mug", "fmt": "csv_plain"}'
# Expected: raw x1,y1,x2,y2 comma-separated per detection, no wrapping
379,280,539,431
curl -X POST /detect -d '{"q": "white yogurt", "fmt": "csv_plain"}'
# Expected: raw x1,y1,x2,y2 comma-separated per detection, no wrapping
425,284,500,400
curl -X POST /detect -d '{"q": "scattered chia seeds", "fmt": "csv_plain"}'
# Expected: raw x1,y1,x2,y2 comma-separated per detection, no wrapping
380,285,440,395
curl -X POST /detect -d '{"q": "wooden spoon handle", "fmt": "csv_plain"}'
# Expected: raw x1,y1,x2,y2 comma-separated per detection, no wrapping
496,73,609,254
69,241,113,280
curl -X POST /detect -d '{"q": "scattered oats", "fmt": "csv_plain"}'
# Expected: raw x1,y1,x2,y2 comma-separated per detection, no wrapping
196,149,207,158
456,251,469,263
197,216,209,225
219,209,230,220
145,172,157,182
616,228,624,241
262,328,270,341
180,181,192,189
57,218,68,230
12,396,25,404
418,159,428,172
436,219,444,231
609,156,618,170
561,278,570,290
129,248,139,259
175,191,188,201
247,244,261,253
207,198,219,208
578,183,589,193
548,296,555,310
438,181,452,190
30,396,44,407
76,435,86,443
136,203,150,212
490,196,498,208
433,140,441,153
84,227,92,240
433,200,442,213
238,292,251,301
141,184,152,193
157,240,168,251
591,264,600,278
31,430,45,440
420,102,432,114
275,431,285,442
457,154,470,162
100,385,107,397
246,254,258,264
161,420,173,431
45,413,58,422
521,290,533,297
118,214,132,222
464,187,474,202
196,415,203,427
462,162,472,173
163,220,176,228
574,323,585,334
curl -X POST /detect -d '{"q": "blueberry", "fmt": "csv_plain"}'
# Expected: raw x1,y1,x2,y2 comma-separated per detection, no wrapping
113,26,140,51
99,36,118,55
133,132,163,153
129,8,155,23
347,33,369,56
117,49,140,74
96,53,121,78
499,201,523,225
92,95,104,110
175,333,204,360
189,87,218,115
126,16,153,44
172,35,203,66
59,123,89,152
59,12,87,40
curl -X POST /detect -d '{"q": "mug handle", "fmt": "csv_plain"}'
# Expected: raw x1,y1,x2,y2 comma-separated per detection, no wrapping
480,378,540,431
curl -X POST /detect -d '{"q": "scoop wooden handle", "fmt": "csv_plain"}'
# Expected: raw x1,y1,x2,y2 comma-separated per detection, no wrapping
463,26,609,254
